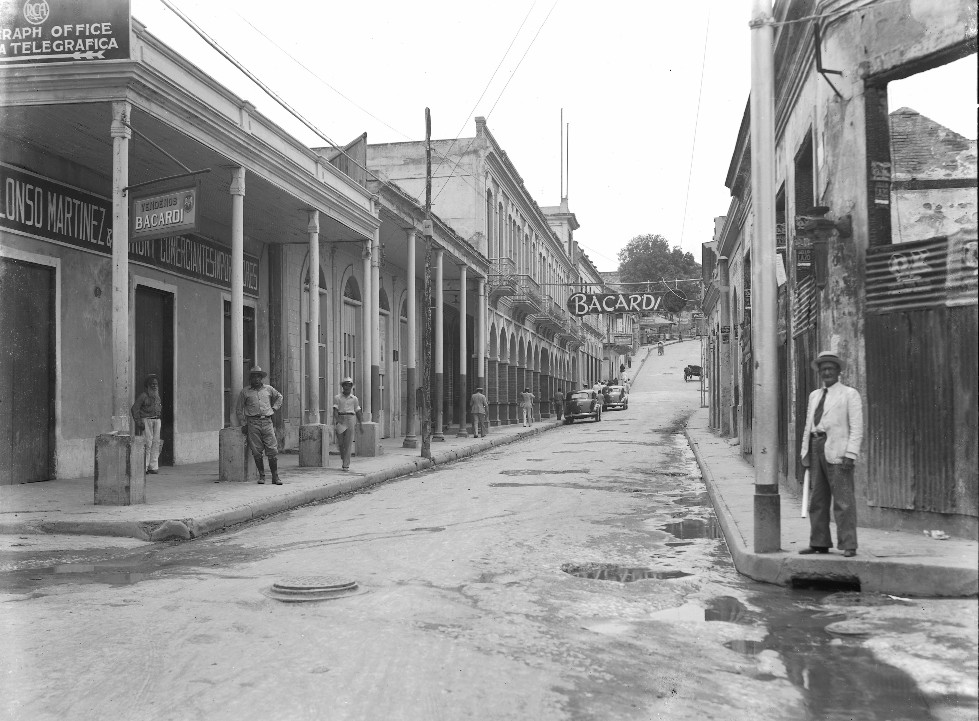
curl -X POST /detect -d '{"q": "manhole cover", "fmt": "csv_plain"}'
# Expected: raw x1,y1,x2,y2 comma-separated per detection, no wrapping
265,575,365,602
561,563,693,582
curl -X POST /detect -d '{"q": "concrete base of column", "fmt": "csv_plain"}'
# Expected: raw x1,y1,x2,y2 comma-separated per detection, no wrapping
402,434,418,448
94,433,146,506
356,422,381,457
299,424,333,467
219,427,255,483
753,492,782,553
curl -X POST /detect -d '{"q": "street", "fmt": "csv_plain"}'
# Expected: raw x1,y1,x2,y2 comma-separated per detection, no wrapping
1,343,976,721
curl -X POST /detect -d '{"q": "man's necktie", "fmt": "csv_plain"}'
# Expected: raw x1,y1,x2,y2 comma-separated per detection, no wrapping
813,387,828,426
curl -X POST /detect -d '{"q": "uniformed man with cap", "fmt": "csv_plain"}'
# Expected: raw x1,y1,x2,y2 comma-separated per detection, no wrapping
234,366,283,485
332,377,364,470
799,350,864,557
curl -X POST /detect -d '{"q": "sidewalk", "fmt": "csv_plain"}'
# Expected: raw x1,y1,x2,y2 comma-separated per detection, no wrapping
0,420,560,542
685,408,978,597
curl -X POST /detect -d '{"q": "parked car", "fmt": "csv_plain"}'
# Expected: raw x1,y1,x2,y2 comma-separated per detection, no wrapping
563,389,602,424
604,385,628,410
684,365,702,382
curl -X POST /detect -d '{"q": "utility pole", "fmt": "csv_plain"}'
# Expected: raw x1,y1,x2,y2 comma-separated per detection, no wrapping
750,0,781,552
421,108,434,459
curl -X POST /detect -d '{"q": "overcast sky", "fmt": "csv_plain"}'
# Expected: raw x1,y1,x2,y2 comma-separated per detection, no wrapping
130,0,975,272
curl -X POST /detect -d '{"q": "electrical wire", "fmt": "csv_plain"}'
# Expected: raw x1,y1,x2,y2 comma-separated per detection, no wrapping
678,8,711,250
768,0,906,27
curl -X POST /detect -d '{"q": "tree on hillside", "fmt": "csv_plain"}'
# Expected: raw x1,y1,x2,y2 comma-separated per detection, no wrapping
616,234,701,312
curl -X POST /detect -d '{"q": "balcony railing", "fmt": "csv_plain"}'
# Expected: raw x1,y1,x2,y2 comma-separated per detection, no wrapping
511,275,543,314
488,257,517,300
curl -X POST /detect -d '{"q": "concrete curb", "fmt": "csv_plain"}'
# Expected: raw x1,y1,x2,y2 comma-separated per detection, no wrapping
3,422,562,543
684,426,979,597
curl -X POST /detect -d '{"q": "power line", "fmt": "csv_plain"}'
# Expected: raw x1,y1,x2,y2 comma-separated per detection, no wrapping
679,8,710,251
433,0,559,203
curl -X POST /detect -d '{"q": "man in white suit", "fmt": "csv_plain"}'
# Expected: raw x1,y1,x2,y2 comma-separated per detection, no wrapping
799,350,864,557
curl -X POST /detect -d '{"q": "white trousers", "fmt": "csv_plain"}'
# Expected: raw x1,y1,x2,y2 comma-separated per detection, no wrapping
143,419,163,471
520,407,532,426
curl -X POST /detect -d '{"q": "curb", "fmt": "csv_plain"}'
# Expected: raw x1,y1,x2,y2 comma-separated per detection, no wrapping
4,421,563,543
684,425,979,597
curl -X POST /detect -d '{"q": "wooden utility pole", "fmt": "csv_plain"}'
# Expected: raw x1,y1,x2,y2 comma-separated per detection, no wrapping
421,108,434,458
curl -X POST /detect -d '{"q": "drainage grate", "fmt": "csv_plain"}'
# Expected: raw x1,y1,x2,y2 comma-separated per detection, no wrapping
561,562,692,583
265,575,364,602
790,576,861,593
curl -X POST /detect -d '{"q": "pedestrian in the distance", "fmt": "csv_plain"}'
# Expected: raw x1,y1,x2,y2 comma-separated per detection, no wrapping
519,387,535,427
552,386,564,421
469,387,489,438
799,351,864,558
131,374,163,474
235,366,283,485
333,377,363,470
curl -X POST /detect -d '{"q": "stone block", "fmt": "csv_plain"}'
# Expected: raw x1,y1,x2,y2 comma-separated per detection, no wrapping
219,426,254,483
299,424,334,467
94,433,146,505
356,422,380,457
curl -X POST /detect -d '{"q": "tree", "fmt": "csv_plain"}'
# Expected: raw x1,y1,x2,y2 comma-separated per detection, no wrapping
616,234,701,312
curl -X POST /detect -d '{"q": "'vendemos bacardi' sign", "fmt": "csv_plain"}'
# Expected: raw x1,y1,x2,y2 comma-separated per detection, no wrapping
0,0,130,65
567,290,687,316
131,186,199,241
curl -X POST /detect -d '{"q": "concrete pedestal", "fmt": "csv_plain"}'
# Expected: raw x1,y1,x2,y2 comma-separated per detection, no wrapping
219,427,255,483
299,424,334,467
94,433,146,505
753,492,782,553
356,421,380,457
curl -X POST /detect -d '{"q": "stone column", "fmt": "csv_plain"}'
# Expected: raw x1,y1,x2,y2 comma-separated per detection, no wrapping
403,230,418,448
370,228,381,422
95,100,145,505
477,277,486,392
218,167,253,483
487,358,498,426
508,364,518,423
497,359,509,425
433,249,445,441
533,370,541,421
299,210,331,467
357,237,379,456
456,264,469,437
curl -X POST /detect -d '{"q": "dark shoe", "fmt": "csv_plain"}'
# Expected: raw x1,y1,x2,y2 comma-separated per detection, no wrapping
257,476,266,485
798,547,830,555
146,469,158,475
269,458,282,485
843,549,857,558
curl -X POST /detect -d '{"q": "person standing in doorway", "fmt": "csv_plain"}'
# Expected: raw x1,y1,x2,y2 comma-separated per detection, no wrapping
799,351,864,557
131,374,163,474
552,386,565,421
333,377,364,470
235,366,283,485
469,387,488,438
519,387,535,427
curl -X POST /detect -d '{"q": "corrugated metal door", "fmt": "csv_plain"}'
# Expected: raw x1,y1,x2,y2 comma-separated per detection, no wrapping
0,258,55,484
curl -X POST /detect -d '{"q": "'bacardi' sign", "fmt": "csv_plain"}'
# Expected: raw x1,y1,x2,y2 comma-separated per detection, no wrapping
567,290,687,316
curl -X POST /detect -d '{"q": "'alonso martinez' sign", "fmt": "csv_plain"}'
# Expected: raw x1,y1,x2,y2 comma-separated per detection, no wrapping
567,291,687,316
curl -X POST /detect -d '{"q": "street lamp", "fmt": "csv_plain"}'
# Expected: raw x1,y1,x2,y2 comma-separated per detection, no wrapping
799,206,852,290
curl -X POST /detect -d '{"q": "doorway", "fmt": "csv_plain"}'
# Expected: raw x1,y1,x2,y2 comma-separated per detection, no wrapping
0,257,55,484
135,286,175,466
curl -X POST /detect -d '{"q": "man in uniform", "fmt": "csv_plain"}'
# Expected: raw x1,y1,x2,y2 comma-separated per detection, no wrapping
552,386,565,421
799,351,864,557
235,366,283,485
332,377,364,470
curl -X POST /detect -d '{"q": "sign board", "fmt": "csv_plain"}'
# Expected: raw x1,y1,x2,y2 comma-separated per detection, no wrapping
612,334,633,345
567,290,686,316
0,0,130,64
0,162,257,296
131,185,199,241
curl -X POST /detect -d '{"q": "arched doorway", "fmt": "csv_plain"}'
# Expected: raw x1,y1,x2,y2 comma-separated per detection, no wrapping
342,276,363,398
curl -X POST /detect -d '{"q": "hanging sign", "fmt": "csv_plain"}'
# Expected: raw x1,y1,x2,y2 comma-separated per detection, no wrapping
0,0,131,64
567,289,687,316
130,185,199,241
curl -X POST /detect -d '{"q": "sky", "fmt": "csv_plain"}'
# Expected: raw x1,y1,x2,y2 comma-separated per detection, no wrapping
128,0,975,272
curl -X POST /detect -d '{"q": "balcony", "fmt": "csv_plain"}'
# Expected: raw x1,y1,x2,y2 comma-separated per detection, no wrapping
531,295,568,335
511,275,543,314
488,257,517,301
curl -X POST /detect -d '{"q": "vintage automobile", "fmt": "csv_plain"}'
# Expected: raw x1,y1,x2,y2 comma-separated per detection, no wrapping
684,365,702,382
563,389,602,424
604,385,628,410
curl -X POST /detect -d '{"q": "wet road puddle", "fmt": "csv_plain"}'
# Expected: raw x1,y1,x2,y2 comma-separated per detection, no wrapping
661,516,722,539
498,469,589,476
561,562,693,582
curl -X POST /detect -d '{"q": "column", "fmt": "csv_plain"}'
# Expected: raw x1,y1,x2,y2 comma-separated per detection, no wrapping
433,249,445,441
357,238,379,456
533,369,541,421
403,230,418,448
370,228,381,422
719,257,733,437
456,264,468,437
360,241,372,420
95,100,145,505
306,211,320,424
477,278,486,392
487,358,498,425
497,358,509,425
508,363,518,423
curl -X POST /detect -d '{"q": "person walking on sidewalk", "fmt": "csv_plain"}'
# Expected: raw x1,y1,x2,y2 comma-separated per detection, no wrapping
552,387,565,421
799,350,864,558
519,387,535,427
235,366,283,485
333,377,363,470
131,374,163,474
469,387,488,438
